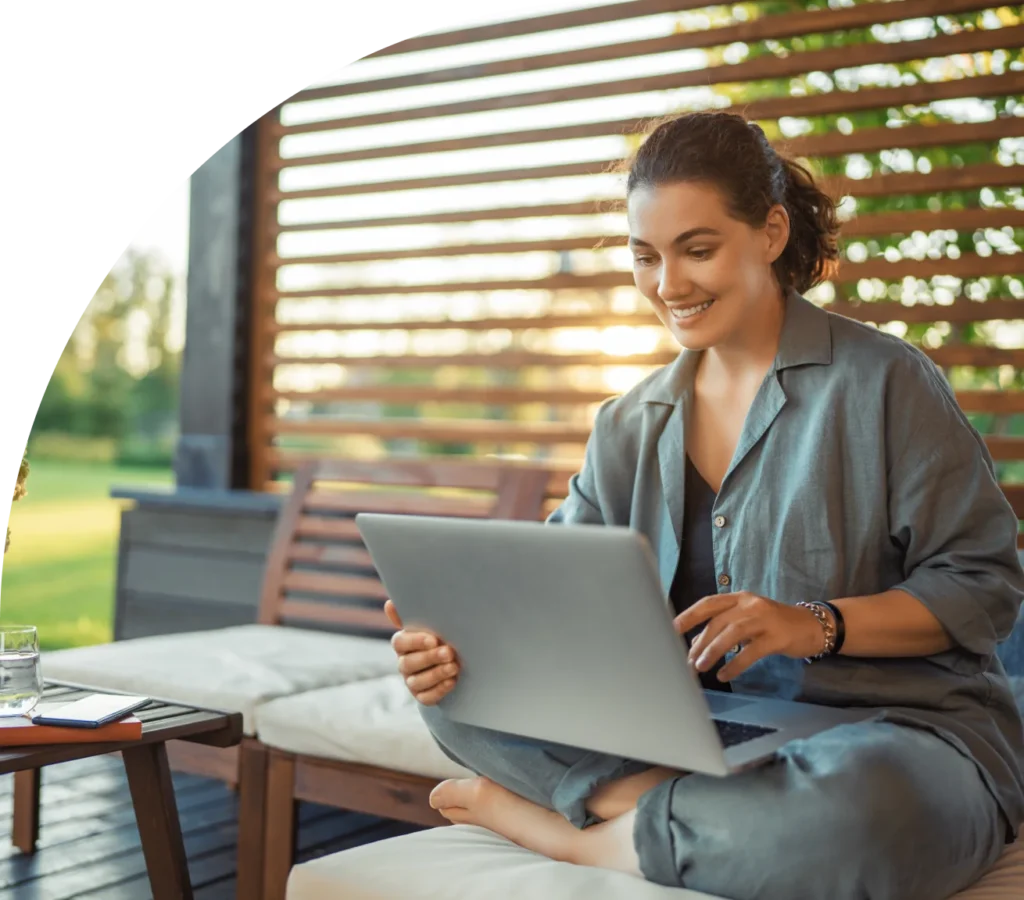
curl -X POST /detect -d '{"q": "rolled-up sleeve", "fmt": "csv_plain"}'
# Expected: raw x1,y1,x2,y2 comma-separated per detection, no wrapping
887,354,1024,657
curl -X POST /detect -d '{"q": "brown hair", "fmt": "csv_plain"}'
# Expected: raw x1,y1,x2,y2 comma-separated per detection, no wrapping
626,111,840,294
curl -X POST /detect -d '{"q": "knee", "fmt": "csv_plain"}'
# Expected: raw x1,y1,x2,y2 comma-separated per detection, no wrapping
761,748,925,881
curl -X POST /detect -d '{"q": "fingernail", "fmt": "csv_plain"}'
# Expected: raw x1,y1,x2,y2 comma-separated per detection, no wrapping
444,664,457,676
424,636,437,648
696,653,708,670
439,647,452,661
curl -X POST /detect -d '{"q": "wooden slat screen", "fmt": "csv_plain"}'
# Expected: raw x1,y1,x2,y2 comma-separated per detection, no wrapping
248,0,1024,541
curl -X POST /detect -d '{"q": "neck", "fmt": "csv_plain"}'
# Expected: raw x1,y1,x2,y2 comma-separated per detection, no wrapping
704,286,786,382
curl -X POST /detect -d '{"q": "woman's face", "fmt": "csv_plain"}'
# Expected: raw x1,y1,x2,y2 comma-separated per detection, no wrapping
626,180,788,350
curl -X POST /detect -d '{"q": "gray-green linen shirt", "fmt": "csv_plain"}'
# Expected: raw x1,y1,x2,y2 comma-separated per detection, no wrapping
549,289,1024,832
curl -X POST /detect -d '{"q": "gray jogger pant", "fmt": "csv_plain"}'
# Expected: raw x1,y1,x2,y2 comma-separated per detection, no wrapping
420,704,1006,900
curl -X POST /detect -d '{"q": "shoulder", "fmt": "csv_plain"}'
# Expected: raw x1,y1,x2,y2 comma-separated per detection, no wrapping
825,308,957,408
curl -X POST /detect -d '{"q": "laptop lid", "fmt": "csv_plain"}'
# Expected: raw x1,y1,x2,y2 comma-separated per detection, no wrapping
357,513,732,775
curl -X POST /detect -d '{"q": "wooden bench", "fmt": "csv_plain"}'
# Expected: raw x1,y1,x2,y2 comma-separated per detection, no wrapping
27,456,561,900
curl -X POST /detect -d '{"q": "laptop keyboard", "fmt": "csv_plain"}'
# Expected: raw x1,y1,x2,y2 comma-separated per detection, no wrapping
713,719,777,748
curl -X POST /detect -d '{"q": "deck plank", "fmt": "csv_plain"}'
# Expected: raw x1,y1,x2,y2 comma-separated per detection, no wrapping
0,755,423,899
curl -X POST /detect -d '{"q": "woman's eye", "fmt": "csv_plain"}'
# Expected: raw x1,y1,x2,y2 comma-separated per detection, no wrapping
633,255,657,267
689,247,714,261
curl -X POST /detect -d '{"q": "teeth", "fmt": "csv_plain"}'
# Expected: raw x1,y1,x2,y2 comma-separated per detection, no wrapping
671,299,714,320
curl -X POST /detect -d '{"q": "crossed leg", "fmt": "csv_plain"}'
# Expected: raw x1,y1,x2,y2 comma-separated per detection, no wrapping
428,766,680,876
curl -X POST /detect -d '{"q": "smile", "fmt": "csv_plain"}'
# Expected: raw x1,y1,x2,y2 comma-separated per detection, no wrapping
667,298,715,321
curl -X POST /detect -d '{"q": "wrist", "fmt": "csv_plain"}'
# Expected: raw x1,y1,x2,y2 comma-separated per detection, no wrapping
796,601,837,660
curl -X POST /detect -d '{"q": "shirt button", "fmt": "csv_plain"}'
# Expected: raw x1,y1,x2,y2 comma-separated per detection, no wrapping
718,574,731,587
714,515,726,528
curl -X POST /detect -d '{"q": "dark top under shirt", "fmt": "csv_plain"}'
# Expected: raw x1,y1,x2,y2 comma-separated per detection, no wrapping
669,456,732,692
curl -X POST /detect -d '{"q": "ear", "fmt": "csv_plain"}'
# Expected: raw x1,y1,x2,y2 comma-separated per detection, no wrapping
764,205,790,264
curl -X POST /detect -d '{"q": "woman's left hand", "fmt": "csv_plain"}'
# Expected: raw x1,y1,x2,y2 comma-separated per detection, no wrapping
675,591,827,682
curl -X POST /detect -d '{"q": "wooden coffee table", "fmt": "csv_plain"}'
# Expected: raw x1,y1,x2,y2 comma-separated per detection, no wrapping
6,681,242,900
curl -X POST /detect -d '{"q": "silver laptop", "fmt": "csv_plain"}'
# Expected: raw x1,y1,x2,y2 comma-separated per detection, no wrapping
356,514,869,776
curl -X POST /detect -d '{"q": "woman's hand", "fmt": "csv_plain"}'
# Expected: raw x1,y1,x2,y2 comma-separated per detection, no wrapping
384,599,461,705
674,592,827,682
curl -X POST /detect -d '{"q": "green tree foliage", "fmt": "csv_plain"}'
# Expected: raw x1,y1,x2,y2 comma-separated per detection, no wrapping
32,249,182,466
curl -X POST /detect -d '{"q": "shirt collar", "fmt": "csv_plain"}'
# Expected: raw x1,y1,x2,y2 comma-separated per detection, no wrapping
638,290,833,406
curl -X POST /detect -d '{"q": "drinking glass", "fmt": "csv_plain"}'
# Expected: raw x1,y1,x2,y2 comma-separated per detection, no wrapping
0,626,42,716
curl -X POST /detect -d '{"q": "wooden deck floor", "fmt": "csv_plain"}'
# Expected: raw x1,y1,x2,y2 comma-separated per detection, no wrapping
0,755,420,899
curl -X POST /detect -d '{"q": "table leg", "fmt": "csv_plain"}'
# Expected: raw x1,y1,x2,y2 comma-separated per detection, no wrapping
123,742,194,900
13,768,40,853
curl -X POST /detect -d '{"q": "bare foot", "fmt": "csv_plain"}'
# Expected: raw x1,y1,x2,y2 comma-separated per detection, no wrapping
430,777,578,862
429,777,643,877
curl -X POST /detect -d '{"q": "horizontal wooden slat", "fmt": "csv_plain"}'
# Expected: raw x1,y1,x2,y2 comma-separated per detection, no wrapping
837,252,1022,282
782,117,1024,162
269,245,1021,302
277,417,1023,454
270,383,1024,413
272,271,632,300
272,159,611,201
267,298,1024,338
927,346,1024,368
268,312,658,334
281,569,388,599
272,416,594,444
295,516,362,540
275,201,610,233
300,455,553,491
832,298,1024,325
955,391,1024,415
1002,484,1024,518
273,235,621,266
272,345,1024,370
287,0,997,103
277,25,1024,135
986,436,1024,462
272,71,1024,174
305,487,494,517
827,163,1024,201
270,450,577,499
366,0,712,60
278,599,391,630
271,385,619,405
287,543,375,569
841,207,1024,238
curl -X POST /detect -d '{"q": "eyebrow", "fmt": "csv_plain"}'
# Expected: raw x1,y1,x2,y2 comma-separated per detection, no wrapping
628,227,722,248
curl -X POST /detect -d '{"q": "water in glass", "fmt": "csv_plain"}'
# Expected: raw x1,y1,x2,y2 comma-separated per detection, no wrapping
0,627,42,716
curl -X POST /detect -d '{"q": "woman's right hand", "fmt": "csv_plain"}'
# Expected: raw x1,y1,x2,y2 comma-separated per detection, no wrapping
384,599,460,705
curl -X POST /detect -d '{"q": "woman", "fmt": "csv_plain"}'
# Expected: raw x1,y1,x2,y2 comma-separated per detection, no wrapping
384,111,1024,900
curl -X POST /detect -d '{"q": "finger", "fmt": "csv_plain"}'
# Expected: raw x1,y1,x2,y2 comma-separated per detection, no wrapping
406,663,460,695
398,645,454,676
384,599,403,630
416,677,458,706
392,629,439,655
686,607,743,663
694,621,762,673
436,806,471,824
717,638,774,683
674,593,740,636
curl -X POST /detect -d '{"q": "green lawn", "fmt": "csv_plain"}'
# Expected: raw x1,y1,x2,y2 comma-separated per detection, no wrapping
2,461,172,650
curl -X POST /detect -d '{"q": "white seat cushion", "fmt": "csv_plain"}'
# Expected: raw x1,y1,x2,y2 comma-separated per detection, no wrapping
256,674,471,780
42,624,396,734
286,824,1024,900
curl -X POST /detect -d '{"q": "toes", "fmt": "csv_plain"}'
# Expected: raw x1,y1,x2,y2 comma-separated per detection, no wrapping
437,806,472,825
429,777,479,810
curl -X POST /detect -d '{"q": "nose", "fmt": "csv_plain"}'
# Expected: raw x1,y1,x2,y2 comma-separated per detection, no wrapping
657,260,694,304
